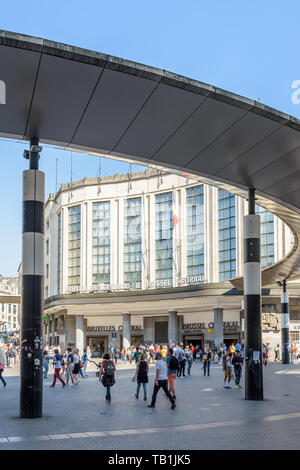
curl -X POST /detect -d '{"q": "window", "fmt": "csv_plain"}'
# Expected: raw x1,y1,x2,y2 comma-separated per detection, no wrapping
124,198,142,288
92,201,111,285
68,206,81,286
155,192,173,285
255,205,275,268
290,331,299,343
186,186,205,283
13,305,16,315
218,190,236,281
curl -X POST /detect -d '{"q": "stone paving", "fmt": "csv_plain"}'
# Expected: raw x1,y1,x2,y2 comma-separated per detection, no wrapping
0,359,299,450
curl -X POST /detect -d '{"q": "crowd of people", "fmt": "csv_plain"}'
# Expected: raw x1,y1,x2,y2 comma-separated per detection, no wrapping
0,340,299,408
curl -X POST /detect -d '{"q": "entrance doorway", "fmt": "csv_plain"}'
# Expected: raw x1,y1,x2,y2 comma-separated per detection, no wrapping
155,321,168,344
88,336,108,357
183,335,203,349
120,335,144,348
223,337,239,348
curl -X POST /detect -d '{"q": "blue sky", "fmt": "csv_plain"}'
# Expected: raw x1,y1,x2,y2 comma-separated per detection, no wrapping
0,0,300,275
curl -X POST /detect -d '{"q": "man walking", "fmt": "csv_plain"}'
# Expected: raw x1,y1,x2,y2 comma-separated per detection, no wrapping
166,348,179,400
148,352,176,409
203,347,211,376
232,350,243,388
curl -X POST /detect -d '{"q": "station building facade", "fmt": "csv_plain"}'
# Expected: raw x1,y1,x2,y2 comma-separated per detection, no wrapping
43,170,300,354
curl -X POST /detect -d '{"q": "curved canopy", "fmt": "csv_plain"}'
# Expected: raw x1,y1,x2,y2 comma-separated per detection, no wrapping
1,30,300,287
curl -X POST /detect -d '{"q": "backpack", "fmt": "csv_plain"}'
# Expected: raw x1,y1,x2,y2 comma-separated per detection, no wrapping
105,360,114,377
169,356,179,370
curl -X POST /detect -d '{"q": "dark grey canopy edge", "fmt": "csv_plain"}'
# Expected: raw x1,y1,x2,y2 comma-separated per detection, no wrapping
1,29,299,131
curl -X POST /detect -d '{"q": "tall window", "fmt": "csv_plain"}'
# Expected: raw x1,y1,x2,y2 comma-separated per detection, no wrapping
57,212,61,294
68,206,81,286
186,186,205,282
218,190,236,281
124,198,142,288
92,201,111,285
256,205,274,268
155,192,173,286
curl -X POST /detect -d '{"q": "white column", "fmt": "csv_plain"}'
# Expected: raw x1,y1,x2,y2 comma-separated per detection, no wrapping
62,207,69,294
210,186,219,283
168,310,178,345
81,202,87,291
76,315,85,354
86,201,93,290
149,193,156,285
119,199,124,287
213,307,223,349
111,199,119,287
122,313,131,349
181,186,187,280
173,189,180,286
142,194,149,289
236,196,244,277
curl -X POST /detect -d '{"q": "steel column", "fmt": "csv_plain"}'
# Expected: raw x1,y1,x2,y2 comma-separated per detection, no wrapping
281,280,290,364
20,139,44,418
244,189,263,400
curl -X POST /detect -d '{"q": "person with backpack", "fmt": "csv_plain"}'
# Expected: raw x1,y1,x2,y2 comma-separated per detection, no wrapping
176,345,185,377
166,347,179,400
133,353,149,400
99,352,116,403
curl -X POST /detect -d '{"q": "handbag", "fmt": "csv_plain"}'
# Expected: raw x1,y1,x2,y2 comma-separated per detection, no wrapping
0,364,4,370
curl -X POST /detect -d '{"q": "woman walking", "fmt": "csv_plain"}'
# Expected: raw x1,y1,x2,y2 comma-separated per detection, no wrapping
65,348,75,385
0,345,7,387
133,353,149,401
99,352,116,403
50,349,66,388
72,349,81,385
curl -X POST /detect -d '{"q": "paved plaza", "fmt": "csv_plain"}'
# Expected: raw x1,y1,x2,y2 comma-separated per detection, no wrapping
0,360,299,450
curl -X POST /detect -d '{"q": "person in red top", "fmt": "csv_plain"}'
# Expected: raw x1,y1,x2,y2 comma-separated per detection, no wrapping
190,344,195,361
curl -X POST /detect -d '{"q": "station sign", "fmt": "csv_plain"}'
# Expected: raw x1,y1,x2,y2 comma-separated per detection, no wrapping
86,325,142,332
183,321,239,330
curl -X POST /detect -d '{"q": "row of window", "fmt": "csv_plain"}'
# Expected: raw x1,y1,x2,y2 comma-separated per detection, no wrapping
56,188,276,290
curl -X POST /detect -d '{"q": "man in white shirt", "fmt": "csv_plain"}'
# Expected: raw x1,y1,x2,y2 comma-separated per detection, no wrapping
148,352,176,409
